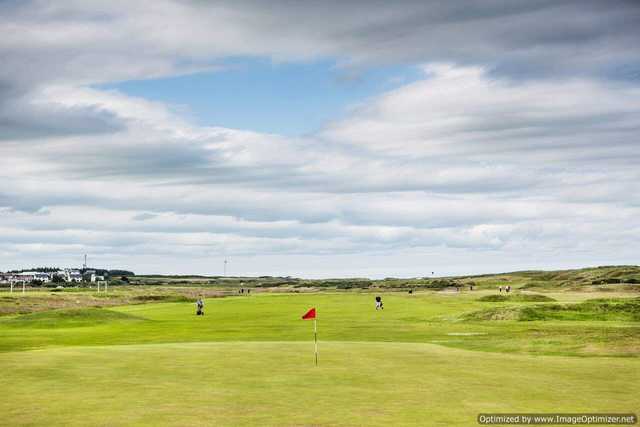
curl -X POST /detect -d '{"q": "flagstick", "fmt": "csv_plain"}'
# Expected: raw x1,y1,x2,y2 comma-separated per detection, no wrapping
314,318,318,366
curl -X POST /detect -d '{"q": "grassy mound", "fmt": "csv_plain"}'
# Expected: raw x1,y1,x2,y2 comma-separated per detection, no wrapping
534,298,640,321
466,298,640,321
0,308,146,328
477,294,556,302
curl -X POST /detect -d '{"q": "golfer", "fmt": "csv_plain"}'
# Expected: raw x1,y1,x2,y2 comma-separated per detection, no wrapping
196,298,204,316
375,296,383,310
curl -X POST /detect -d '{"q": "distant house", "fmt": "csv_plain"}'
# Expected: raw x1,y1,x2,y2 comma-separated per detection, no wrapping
65,270,83,282
15,272,35,283
14,272,50,283
33,272,51,283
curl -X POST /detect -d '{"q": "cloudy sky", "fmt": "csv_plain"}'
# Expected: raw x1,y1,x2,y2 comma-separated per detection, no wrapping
1,1,639,277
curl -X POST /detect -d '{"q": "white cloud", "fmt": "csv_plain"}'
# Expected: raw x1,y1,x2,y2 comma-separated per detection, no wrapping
2,64,639,276
1,1,639,276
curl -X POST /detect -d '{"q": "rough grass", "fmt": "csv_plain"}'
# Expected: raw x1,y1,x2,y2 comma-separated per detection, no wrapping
1,308,145,328
466,298,640,322
477,293,556,302
453,266,640,292
67,264,640,292
0,289,218,316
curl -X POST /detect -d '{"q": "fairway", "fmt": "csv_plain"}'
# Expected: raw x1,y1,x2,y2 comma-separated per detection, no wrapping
1,292,638,426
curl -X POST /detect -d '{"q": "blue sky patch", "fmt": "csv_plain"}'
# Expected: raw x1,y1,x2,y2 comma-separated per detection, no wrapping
100,58,423,136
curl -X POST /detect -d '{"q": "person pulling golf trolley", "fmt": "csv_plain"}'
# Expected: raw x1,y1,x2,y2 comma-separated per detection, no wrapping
196,298,204,316
375,295,384,310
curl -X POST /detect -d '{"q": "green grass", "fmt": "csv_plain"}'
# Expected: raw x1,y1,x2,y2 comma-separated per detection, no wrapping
2,342,638,426
0,291,638,426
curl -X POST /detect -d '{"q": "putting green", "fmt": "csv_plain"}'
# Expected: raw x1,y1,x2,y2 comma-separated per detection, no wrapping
0,292,638,425
2,341,638,426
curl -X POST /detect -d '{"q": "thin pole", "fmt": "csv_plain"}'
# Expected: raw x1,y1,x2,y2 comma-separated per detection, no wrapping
22,282,25,294
314,318,318,366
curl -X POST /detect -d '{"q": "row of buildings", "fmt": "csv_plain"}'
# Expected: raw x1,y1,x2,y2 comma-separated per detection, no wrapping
0,269,105,285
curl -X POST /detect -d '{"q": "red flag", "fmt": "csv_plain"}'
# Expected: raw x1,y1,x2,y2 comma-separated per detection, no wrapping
302,308,316,320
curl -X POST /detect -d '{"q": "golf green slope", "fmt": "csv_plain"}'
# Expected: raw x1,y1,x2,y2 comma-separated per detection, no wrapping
1,292,638,426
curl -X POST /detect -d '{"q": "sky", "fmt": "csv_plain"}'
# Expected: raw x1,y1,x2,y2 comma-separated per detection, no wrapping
1,1,639,278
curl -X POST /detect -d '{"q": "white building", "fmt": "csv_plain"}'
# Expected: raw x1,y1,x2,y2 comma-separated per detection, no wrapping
33,272,51,283
12,272,50,283
65,270,83,282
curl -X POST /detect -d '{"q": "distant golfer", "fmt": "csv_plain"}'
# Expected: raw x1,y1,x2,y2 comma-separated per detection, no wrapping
196,298,204,316
375,296,383,310
499,286,503,293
